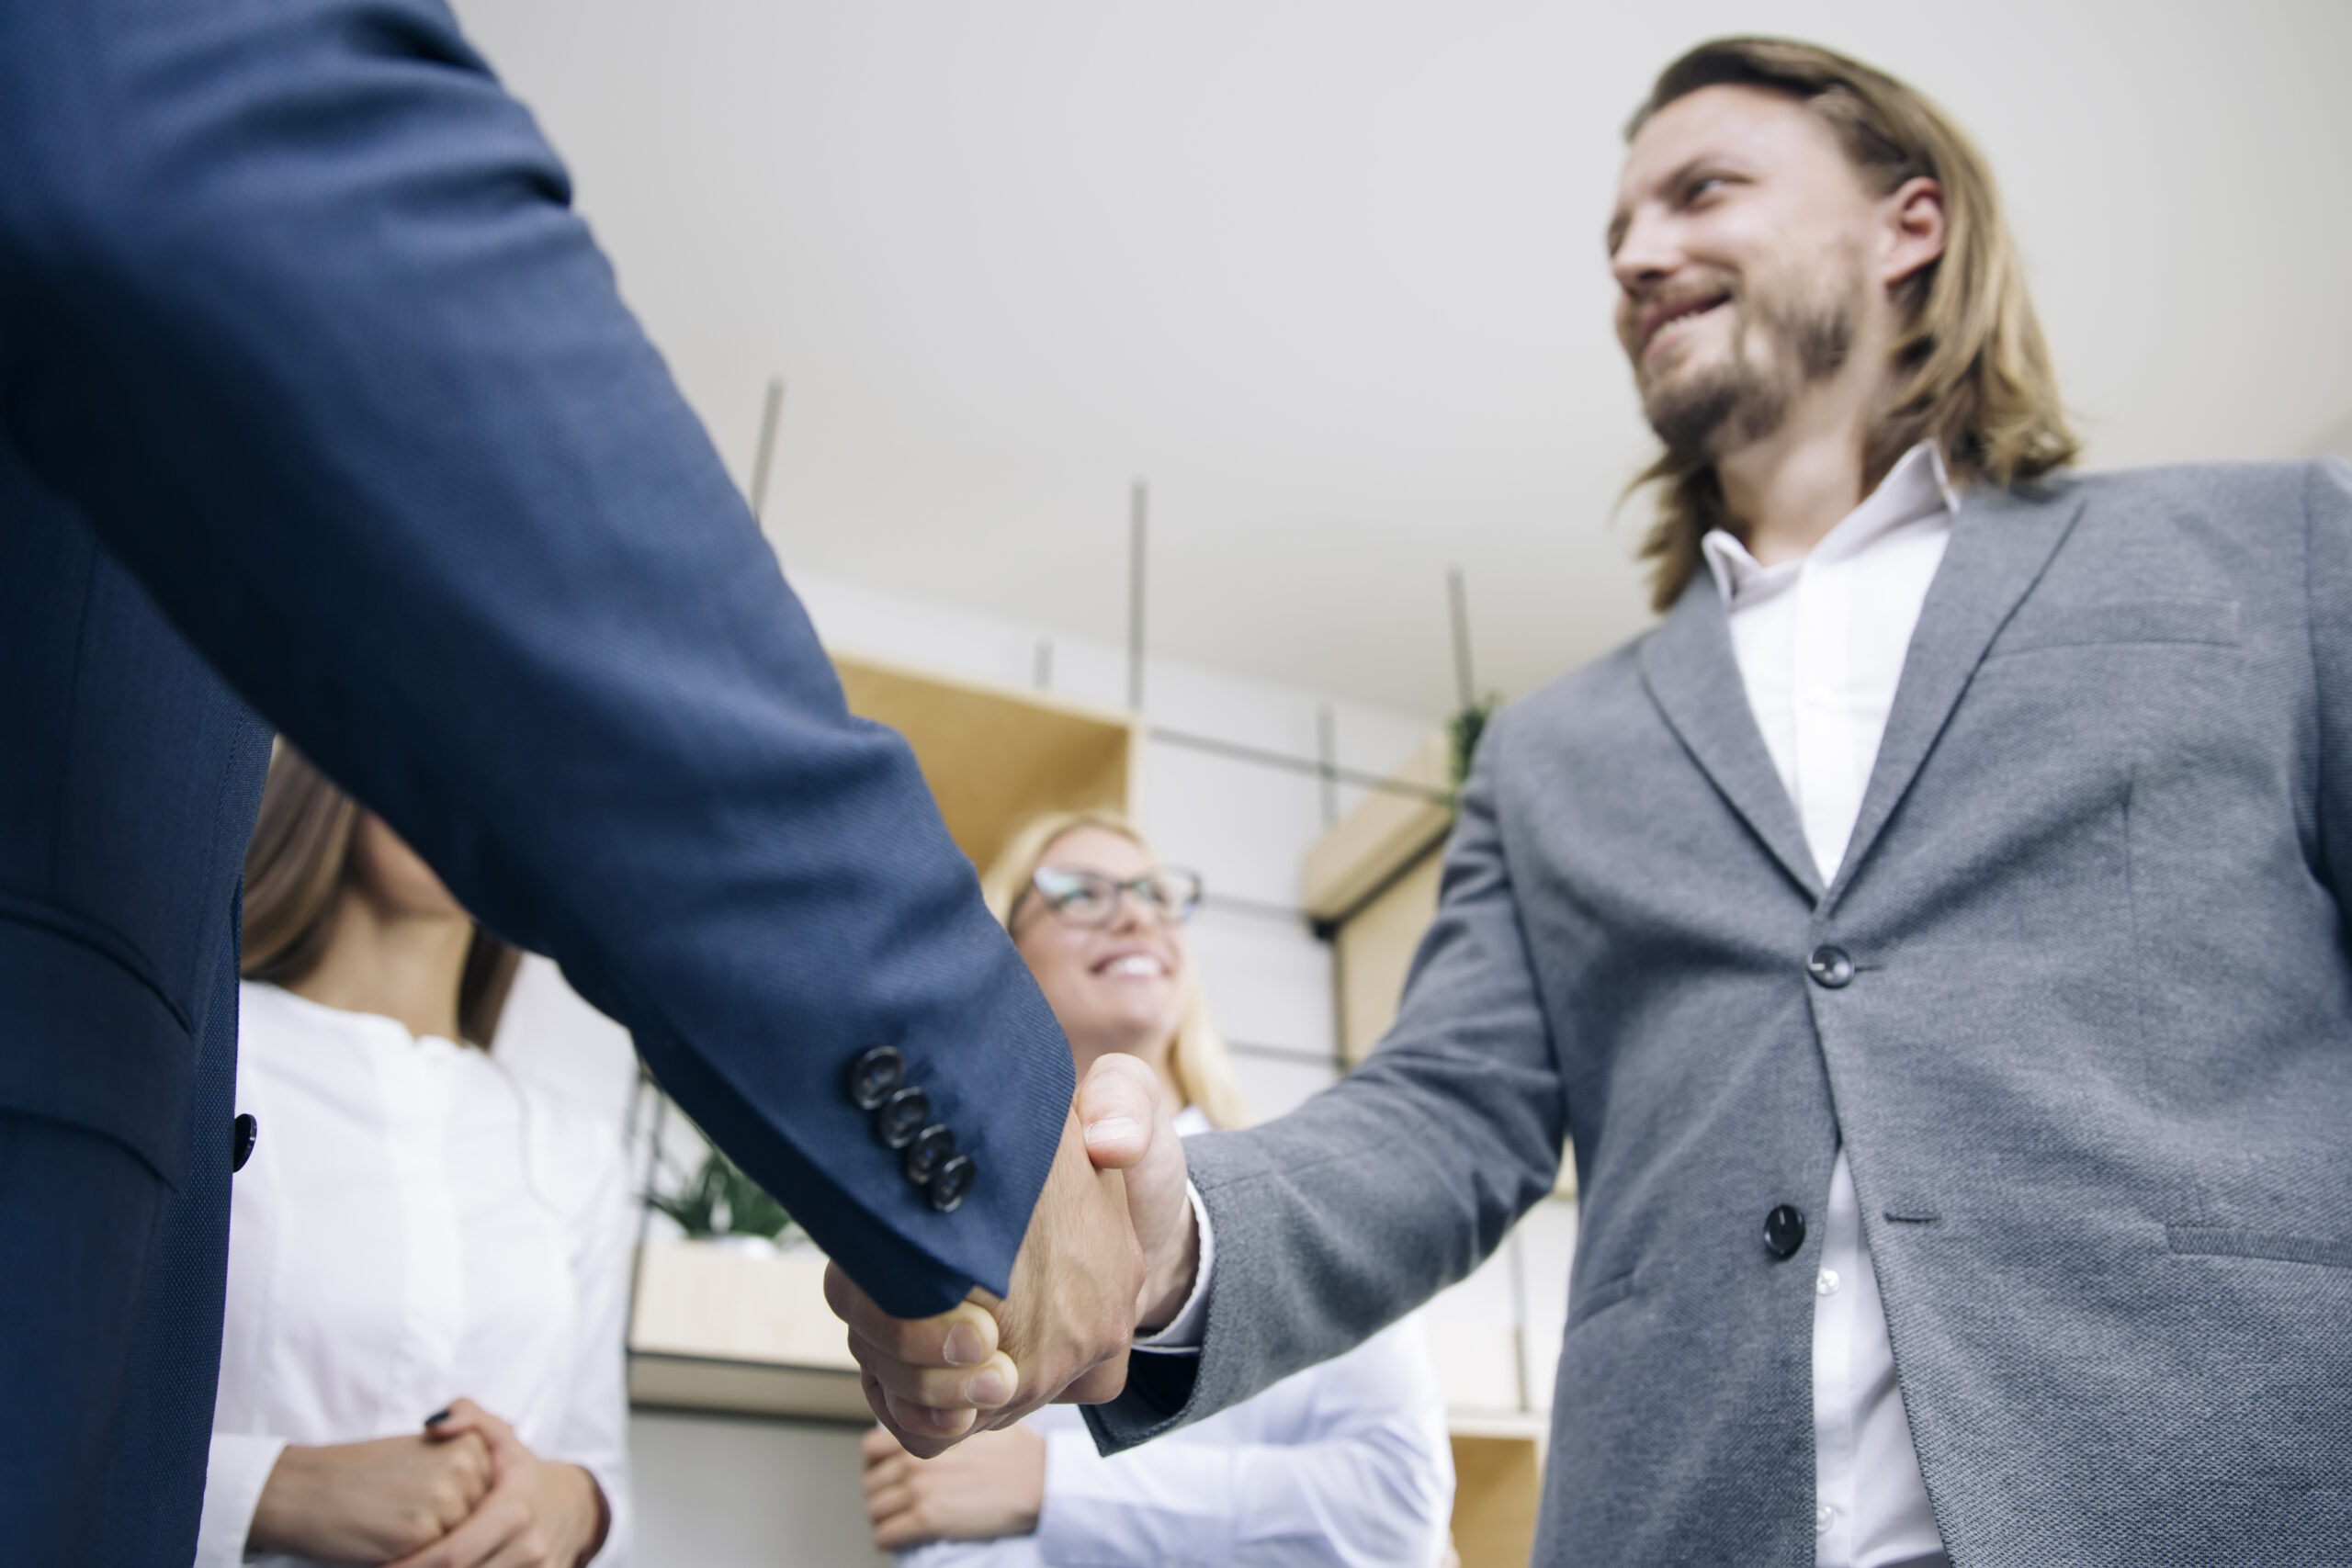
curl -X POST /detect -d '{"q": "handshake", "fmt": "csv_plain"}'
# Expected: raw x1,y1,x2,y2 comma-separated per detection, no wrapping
823,1055,1203,1457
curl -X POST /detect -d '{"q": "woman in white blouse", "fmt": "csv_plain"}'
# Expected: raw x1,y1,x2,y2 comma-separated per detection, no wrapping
861,812,1455,1568
198,747,633,1568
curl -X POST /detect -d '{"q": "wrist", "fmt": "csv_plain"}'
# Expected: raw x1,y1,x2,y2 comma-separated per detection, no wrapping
548,1462,607,1566
1135,1197,1201,1333
245,1445,321,1554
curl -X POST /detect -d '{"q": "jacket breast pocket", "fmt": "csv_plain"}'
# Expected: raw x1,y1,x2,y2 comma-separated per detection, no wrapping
2166,1225,2352,1270
1987,596,2241,657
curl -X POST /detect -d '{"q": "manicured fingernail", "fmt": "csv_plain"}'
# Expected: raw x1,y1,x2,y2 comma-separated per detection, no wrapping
965,1367,1011,1406
943,1322,987,1367
1084,1116,1141,1145
424,1408,452,1425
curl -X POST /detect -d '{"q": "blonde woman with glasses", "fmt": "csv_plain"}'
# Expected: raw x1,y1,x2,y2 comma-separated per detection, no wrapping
861,811,1454,1568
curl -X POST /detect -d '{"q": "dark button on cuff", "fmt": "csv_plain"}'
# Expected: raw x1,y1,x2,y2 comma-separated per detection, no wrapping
1763,1203,1807,1259
1805,945,1854,988
929,1154,977,1213
903,1124,956,1185
847,1045,906,1111
231,1112,258,1173
876,1086,931,1149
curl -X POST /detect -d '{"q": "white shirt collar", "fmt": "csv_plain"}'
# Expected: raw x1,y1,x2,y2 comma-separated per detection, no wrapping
1701,442,1957,606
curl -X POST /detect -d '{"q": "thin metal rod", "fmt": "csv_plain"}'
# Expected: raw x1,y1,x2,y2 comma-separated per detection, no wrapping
1225,1036,1346,1067
1447,565,1476,711
1033,637,1055,692
1149,727,1453,805
1316,705,1340,827
750,378,786,521
1198,889,1311,926
1507,1229,1533,1413
1126,479,1148,710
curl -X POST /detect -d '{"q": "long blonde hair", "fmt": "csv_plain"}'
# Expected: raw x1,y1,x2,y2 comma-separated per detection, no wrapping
1626,37,2080,611
979,810,1251,1130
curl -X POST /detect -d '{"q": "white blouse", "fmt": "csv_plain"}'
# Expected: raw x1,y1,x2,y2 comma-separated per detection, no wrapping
197,982,636,1567
903,1111,1456,1568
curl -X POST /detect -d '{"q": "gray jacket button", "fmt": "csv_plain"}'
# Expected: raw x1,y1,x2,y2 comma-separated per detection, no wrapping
1806,946,1854,987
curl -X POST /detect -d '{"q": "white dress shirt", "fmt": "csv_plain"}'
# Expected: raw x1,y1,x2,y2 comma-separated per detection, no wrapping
1701,441,1955,1568
197,982,636,1568
906,1110,1454,1568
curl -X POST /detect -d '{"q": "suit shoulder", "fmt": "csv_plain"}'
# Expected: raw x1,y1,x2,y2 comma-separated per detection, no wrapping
2026,459,2342,521
1484,637,1651,759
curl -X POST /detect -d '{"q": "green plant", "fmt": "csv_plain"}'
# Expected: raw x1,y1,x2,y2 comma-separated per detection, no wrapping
1450,694,1500,790
649,1145,798,1244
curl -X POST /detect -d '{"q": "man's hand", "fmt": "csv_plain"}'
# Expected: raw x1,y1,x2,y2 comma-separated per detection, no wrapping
824,1053,1196,1456
382,1399,608,1568
246,1428,493,1562
859,1423,1046,1549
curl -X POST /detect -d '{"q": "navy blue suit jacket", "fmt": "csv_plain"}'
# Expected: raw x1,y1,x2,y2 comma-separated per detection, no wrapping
0,2,1072,1558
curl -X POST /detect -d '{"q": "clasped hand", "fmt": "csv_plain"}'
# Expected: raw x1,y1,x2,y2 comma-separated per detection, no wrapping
248,1398,605,1567
824,1053,1198,1456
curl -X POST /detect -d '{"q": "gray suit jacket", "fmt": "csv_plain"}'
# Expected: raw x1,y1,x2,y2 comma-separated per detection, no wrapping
1092,460,2352,1566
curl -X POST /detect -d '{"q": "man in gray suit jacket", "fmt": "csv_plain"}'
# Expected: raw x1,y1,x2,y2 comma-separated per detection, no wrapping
836,37,2352,1566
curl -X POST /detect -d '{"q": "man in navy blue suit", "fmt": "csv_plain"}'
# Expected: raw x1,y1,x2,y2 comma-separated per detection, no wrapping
0,3,1174,1561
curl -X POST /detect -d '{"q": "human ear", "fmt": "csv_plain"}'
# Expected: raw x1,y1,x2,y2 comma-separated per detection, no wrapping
1881,175,1946,287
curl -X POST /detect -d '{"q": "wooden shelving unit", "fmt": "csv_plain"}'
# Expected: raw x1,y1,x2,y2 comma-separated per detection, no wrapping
626,651,1144,1421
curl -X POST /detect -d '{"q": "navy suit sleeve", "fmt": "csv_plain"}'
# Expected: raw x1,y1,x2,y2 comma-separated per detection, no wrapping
0,0,1071,1315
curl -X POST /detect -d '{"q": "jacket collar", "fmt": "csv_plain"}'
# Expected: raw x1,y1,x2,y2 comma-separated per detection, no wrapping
1639,573,1826,902
1636,478,2087,910
1820,479,2086,912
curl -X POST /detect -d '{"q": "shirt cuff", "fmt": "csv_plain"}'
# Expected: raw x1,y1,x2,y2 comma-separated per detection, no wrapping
1131,1180,1212,1354
196,1432,288,1568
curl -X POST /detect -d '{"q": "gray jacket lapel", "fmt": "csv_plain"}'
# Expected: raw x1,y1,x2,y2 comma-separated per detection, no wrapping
1639,579,1825,901
1823,480,2089,909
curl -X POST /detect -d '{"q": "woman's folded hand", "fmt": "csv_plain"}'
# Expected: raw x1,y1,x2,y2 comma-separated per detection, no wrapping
382,1397,608,1568
246,1427,493,1562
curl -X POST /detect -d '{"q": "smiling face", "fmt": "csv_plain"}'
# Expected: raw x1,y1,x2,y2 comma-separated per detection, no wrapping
1009,825,1193,1078
1609,85,1888,463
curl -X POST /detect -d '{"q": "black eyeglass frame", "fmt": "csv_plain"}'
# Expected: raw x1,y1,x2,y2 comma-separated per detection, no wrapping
1010,863,1205,931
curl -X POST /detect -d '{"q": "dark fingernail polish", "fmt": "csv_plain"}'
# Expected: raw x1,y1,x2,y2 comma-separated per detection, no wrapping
424,1407,452,1425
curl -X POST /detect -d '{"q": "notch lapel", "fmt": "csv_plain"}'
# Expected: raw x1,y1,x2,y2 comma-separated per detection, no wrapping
1639,579,1825,902
1821,481,2089,911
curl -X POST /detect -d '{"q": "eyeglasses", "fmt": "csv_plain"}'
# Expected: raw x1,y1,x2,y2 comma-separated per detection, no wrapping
1017,864,1204,930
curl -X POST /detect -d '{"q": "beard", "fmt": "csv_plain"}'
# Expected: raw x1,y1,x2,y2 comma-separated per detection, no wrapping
1640,267,1858,464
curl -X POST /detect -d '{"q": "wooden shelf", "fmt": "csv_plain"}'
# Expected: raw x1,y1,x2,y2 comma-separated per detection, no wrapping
833,650,1143,875
628,1353,869,1424
626,1240,868,1421
1298,731,1453,924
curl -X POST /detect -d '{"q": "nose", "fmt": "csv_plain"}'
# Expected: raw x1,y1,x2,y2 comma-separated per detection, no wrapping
1105,886,1164,931
1609,203,1679,297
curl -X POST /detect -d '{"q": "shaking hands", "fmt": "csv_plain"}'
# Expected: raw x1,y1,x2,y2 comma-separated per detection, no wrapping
823,1054,1199,1456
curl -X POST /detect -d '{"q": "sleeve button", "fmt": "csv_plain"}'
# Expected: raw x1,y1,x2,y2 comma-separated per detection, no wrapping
846,1045,905,1111
903,1124,956,1185
875,1085,931,1149
928,1154,976,1213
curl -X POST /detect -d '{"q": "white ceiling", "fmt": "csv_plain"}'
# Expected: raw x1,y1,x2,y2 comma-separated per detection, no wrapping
457,0,2352,718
